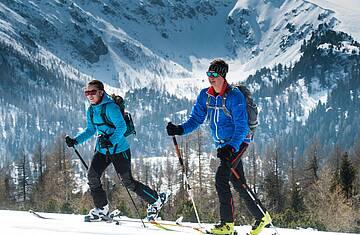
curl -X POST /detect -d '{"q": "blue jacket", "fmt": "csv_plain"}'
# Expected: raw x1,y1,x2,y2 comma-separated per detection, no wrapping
74,93,130,155
181,83,249,152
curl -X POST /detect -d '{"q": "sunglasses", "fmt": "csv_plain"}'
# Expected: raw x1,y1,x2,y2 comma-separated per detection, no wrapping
84,89,98,96
206,71,221,78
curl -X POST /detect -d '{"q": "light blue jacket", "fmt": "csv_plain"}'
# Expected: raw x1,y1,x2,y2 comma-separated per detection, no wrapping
74,93,129,155
181,83,249,152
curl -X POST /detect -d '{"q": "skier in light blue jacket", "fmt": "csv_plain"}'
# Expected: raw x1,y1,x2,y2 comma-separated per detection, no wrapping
65,80,168,221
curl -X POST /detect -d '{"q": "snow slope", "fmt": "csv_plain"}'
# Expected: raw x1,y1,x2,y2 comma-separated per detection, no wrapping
1,210,359,235
308,0,360,42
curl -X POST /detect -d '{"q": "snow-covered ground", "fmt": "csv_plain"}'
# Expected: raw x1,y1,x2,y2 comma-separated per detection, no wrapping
1,210,359,235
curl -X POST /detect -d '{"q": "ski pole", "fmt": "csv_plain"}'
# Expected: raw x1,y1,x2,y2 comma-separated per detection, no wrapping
105,147,146,228
172,136,202,228
229,167,267,213
116,172,146,228
72,147,89,170
230,151,280,235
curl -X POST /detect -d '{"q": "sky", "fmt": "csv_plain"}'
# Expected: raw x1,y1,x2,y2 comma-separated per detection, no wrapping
1,210,359,235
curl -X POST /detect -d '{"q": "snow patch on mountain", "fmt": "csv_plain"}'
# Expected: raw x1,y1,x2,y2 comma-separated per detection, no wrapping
308,0,360,42
228,0,338,80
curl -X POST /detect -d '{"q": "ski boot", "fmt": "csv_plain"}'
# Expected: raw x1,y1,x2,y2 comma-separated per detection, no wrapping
84,204,109,222
109,209,122,219
209,222,235,235
146,192,170,221
247,211,272,235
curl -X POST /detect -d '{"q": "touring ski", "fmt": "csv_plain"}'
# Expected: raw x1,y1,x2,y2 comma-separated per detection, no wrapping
29,210,54,220
109,212,205,234
30,209,206,233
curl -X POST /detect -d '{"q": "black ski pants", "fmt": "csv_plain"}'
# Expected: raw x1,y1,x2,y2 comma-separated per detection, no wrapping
215,143,264,223
88,149,159,208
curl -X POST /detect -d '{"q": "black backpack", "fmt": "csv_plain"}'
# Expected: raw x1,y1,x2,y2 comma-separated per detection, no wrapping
206,84,259,131
89,94,136,137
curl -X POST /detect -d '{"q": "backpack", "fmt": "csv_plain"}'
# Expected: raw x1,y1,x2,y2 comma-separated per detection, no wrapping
89,94,136,137
206,84,259,131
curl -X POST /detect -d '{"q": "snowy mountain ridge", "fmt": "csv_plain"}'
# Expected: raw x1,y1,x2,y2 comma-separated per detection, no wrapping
0,0,341,97
308,0,360,43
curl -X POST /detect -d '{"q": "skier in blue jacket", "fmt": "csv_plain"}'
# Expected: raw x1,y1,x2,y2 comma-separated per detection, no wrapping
166,60,271,235
65,80,168,221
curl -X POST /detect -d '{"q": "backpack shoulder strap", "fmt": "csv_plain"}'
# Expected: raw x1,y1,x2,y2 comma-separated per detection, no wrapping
206,95,211,108
100,103,116,129
221,85,233,117
205,86,232,117
89,106,95,126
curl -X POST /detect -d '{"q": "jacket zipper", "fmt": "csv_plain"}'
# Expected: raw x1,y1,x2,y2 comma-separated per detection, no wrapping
214,96,220,142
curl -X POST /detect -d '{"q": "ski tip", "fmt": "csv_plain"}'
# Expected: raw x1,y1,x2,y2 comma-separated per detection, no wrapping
175,216,183,225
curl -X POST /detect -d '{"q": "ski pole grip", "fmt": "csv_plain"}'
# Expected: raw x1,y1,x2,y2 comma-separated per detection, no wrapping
172,136,184,166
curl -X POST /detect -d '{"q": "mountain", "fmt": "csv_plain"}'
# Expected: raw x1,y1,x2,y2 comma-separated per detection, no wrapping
308,0,360,42
2,210,359,235
244,24,360,158
0,0,359,161
0,0,339,91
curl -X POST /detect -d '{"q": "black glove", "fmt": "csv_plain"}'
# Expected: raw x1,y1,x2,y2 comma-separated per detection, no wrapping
98,135,113,149
166,122,184,136
65,135,77,148
217,145,235,161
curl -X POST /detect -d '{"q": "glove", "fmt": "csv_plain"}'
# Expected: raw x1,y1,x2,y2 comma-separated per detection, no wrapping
166,122,184,136
98,135,113,149
65,135,77,148
217,145,235,161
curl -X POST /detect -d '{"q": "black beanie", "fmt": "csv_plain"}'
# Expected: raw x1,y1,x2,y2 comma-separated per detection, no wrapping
208,59,229,78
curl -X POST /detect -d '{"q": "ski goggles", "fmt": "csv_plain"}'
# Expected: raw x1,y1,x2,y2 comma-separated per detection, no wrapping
206,71,221,78
84,89,98,96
